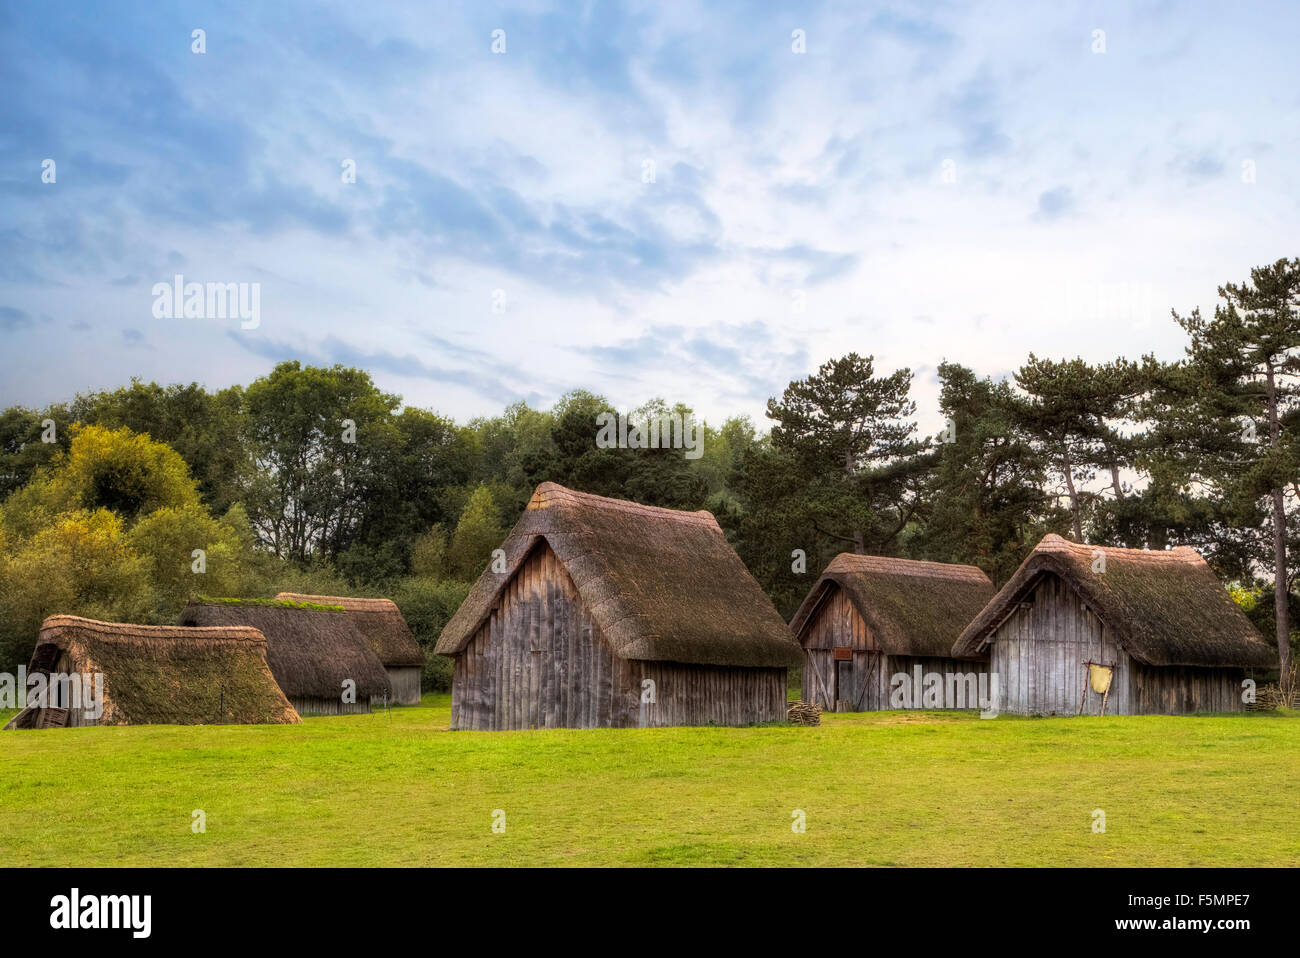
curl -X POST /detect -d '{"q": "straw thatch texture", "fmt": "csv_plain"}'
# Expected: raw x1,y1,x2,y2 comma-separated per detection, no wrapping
436,482,802,668
953,534,1276,668
179,600,390,701
8,614,299,727
790,554,995,658
274,594,424,668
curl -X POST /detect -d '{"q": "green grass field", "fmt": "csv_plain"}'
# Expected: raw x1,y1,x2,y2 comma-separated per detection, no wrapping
1,695,1296,866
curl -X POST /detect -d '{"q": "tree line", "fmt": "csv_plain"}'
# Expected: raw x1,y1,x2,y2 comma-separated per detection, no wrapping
1,258,1296,685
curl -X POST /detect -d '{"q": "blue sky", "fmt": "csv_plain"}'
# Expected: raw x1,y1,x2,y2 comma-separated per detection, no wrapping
2,0,1298,431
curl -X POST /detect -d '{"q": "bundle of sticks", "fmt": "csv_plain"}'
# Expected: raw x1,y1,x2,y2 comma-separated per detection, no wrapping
1248,683,1298,711
786,701,822,726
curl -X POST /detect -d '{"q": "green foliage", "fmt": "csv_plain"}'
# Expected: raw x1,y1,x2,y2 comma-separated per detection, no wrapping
0,509,150,667
242,361,401,561
410,525,449,579
390,578,473,691
1014,354,1146,542
1171,258,1300,673
766,353,926,556
0,426,255,670
2,424,200,541
68,380,250,513
4,257,1299,675
0,405,67,500
913,362,1060,583
127,504,255,611
446,485,506,581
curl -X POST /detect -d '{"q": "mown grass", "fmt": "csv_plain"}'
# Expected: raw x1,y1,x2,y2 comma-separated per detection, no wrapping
0,696,1295,866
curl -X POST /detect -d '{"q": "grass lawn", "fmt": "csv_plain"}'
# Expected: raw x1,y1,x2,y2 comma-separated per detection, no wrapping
0,695,1296,866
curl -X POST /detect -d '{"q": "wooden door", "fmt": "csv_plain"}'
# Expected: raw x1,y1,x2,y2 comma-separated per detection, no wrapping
835,659,852,711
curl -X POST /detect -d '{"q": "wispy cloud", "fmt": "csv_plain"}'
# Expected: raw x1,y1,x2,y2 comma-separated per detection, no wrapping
1,1,1298,433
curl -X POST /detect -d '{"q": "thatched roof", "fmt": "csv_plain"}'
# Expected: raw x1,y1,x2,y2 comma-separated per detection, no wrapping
19,614,299,725
275,594,424,668
789,554,996,658
952,534,1277,668
435,482,802,668
179,599,390,700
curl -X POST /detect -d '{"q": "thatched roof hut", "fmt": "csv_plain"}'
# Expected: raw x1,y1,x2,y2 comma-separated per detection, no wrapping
790,554,996,711
179,599,390,715
792,554,996,658
437,481,802,729
952,534,1276,714
5,614,299,728
275,594,424,704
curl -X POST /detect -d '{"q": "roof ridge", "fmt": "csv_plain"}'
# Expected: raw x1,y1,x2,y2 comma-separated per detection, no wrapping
528,482,718,526
1041,535,1208,565
40,614,267,643
830,553,992,580
274,593,398,610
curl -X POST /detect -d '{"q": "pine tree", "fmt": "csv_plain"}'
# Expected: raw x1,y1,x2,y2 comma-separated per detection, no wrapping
765,353,926,555
1173,258,1300,682
1014,355,1144,541
919,362,1056,582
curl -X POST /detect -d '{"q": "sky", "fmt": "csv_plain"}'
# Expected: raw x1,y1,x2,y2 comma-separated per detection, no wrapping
2,0,1298,435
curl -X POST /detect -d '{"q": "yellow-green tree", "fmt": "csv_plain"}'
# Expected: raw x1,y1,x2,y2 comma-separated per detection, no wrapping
445,486,505,581
0,425,256,670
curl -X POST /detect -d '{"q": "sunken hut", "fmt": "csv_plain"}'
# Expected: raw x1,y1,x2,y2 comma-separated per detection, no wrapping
4,614,299,729
179,598,390,715
276,594,424,705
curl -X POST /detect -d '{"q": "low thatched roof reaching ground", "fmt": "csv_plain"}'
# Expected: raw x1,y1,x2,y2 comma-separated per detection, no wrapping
790,554,996,658
15,614,300,726
179,599,390,700
436,482,803,668
952,534,1277,668
275,594,424,668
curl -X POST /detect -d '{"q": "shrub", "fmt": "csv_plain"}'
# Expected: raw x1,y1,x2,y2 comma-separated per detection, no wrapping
391,577,471,691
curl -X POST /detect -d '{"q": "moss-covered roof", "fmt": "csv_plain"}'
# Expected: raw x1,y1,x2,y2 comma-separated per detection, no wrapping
21,615,300,726
953,534,1277,668
197,595,345,612
790,554,996,658
275,594,424,668
180,600,390,699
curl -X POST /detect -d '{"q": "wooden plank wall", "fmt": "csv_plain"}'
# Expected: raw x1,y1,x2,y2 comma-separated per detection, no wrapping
1129,663,1245,714
884,655,992,709
987,566,1253,717
800,587,871,649
800,586,877,710
990,574,1127,715
450,542,789,729
290,695,372,717
638,662,786,726
990,573,1251,715
450,543,636,730
378,666,422,706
